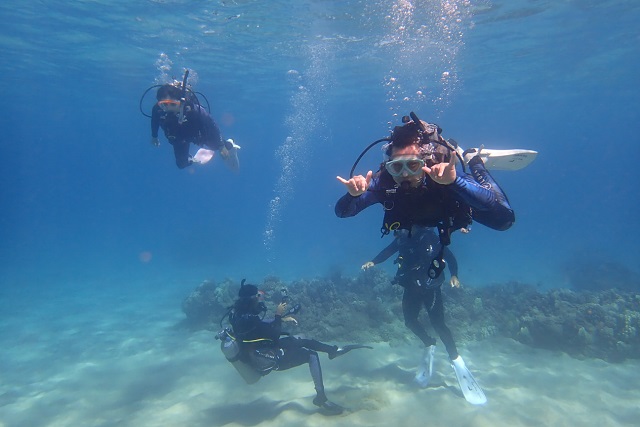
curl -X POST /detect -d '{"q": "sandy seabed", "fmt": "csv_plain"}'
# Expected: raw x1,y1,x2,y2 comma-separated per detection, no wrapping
1,285,639,427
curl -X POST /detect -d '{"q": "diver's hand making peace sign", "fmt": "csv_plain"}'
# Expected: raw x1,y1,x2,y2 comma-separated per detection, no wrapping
424,153,457,185
336,171,373,196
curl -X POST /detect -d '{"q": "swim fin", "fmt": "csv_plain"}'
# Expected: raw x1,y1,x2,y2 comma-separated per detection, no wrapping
193,148,215,164
223,138,241,171
457,146,537,171
451,356,487,405
313,397,344,416
328,344,373,360
414,345,435,388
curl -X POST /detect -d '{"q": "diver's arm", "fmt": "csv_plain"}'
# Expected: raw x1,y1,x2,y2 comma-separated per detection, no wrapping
443,246,458,277
371,239,400,265
151,105,162,138
335,175,382,218
448,174,515,231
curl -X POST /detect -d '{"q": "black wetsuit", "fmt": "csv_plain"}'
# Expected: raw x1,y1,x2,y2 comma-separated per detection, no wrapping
229,308,338,403
151,103,224,169
371,226,459,359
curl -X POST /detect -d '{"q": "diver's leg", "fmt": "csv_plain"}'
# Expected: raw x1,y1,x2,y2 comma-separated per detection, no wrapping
309,351,327,403
290,337,371,360
467,156,515,230
468,156,510,206
285,337,338,355
276,338,309,370
403,288,436,347
426,287,459,360
172,140,192,169
469,156,509,201
404,288,437,387
309,351,344,415
273,346,339,410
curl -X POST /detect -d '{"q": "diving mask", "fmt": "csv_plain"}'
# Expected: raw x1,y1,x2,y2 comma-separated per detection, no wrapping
385,157,425,177
158,99,181,113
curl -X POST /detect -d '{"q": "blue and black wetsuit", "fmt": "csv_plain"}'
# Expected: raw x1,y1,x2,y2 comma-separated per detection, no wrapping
338,158,513,359
151,103,225,169
370,226,460,359
335,160,514,234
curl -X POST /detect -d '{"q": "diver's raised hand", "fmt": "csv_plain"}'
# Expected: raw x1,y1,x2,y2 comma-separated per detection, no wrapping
151,137,160,147
424,152,456,185
336,171,372,196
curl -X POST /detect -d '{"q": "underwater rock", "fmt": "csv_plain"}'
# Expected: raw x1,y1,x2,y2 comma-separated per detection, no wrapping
181,280,224,330
181,277,248,330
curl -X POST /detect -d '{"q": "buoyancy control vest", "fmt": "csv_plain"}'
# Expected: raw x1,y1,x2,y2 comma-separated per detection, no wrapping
379,174,472,281
379,175,472,238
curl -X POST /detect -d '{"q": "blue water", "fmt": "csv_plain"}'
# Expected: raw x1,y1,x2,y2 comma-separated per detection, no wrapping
1,1,639,291
1,1,640,425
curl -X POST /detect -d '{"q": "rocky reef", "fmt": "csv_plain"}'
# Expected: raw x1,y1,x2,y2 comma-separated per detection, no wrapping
449,283,640,362
181,271,640,362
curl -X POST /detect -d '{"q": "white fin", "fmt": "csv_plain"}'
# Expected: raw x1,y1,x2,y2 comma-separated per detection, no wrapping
451,356,487,405
414,345,436,388
463,148,537,171
193,148,214,164
224,139,240,171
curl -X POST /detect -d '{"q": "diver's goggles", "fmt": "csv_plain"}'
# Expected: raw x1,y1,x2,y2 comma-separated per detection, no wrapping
158,99,181,112
385,157,425,177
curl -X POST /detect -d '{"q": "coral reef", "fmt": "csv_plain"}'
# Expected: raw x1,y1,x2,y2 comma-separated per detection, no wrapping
181,272,640,362
181,278,237,330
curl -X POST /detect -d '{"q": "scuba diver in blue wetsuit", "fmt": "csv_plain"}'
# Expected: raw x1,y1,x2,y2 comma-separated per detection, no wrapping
220,280,372,416
140,70,240,170
362,225,461,388
335,112,514,236
335,112,515,405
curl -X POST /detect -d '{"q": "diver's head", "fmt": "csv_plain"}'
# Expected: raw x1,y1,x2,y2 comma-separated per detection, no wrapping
156,83,183,113
385,147,425,187
236,281,267,314
384,116,450,186
156,83,182,101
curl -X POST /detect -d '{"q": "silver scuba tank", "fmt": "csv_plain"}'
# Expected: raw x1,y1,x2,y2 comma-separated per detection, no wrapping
217,329,261,384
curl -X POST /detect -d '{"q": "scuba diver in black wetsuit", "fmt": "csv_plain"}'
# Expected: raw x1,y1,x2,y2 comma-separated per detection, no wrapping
140,70,240,170
362,225,461,387
224,280,372,416
335,112,515,404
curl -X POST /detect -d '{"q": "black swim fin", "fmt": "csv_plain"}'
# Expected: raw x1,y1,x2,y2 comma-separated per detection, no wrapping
313,397,344,416
329,344,373,360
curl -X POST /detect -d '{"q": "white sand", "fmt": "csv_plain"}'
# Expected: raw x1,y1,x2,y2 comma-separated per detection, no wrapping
1,285,639,427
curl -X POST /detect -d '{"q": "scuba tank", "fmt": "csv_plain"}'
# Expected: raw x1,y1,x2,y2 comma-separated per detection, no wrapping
216,328,261,385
